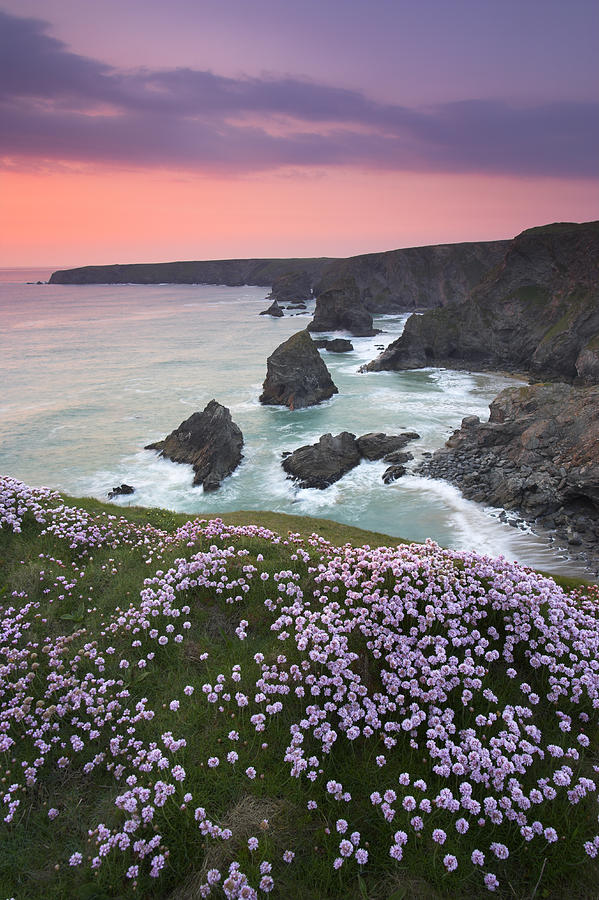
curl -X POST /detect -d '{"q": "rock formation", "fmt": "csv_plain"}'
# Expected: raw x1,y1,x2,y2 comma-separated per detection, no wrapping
259,300,284,317
145,400,243,491
259,330,338,409
107,484,135,499
325,338,354,352
282,430,420,488
366,222,599,382
282,433,361,489
356,432,420,460
49,238,509,313
268,271,312,305
418,383,599,569
308,277,379,336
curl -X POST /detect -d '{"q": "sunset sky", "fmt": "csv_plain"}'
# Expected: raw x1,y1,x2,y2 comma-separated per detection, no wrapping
1,0,598,267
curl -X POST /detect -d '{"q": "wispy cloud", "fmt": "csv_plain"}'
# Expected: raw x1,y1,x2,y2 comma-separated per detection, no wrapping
1,10,597,177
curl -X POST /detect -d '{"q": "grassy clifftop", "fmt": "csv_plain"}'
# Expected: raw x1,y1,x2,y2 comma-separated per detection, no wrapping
1,477,598,899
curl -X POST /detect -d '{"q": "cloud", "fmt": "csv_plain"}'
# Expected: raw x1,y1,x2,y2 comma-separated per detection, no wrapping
1,9,597,178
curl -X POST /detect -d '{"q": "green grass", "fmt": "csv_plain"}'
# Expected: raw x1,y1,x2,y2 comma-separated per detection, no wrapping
0,487,598,899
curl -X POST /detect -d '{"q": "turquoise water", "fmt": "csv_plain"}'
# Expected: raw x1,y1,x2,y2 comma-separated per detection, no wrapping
0,269,584,575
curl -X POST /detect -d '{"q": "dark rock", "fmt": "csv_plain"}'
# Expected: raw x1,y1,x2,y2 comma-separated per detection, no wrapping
145,399,243,491
382,465,407,484
287,302,307,310
365,221,599,382
356,431,420,460
383,450,413,464
259,300,284,317
312,339,329,348
325,339,354,352
260,330,338,409
282,432,360,489
309,277,380,337
417,382,599,570
108,483,135,499
268,271,313,305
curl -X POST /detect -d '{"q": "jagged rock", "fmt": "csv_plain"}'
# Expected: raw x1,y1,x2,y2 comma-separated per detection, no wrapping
108,484,135,499
309,277,380,337
417,382,599,569
259,300,284,317
325,339,354,352
282,432,360,489
268,271,313,305
365,222,599,382
259,330,338,409
382,465,407,484
356,432,420,460
145,399,243,491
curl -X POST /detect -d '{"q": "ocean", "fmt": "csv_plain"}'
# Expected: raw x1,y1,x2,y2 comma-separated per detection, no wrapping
0,267,585,576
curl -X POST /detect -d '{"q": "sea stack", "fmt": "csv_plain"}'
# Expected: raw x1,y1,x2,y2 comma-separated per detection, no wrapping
145,399,243,491
308,276,379,336
259,330,338,409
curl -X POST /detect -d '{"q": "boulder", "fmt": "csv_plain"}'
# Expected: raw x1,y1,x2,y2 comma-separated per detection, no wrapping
308,277,380,337
145,399,243,491
259,300,284,317
259,330,338,409
326,338,354,352
356,431,420,460
108,483,135,499
382,465,407,484
282,433,360,489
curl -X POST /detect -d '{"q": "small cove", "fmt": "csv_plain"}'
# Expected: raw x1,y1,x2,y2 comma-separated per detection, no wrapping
0,270,589,577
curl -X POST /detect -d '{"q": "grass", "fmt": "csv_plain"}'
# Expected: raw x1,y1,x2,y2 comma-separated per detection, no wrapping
1,480,598,899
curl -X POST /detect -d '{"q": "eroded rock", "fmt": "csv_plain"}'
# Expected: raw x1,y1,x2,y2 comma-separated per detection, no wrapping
260,330,338,409
145,399,243,491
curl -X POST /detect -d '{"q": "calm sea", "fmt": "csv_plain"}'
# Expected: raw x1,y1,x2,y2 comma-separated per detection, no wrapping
0,267,585,575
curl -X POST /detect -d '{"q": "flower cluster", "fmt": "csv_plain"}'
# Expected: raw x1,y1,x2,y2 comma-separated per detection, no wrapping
1,476,598,897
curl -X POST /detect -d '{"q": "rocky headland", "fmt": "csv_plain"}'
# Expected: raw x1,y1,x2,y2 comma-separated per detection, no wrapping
366,222,599,382
145,400,243,491
418,383,599,573
308,277,379,336
49,238,510,313
259,330,338,409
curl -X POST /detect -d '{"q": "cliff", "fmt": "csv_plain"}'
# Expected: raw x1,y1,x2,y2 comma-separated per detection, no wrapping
313,239,510,312
49,257,333,288
366,222,599,382
48,238,510,312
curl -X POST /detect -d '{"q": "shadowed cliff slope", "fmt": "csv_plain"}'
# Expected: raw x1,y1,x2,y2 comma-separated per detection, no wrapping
366,222,599,382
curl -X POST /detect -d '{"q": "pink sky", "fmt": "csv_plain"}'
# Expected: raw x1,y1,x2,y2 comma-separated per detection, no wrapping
1,1,598,266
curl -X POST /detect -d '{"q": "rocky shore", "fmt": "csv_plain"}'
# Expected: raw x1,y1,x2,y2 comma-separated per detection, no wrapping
417,383,599,574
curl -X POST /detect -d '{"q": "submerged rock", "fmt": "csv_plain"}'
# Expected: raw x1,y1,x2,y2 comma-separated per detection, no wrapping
282,432,360,489
382,464,407,484
259,330,338,409
309,277,380,337
145,399,243,491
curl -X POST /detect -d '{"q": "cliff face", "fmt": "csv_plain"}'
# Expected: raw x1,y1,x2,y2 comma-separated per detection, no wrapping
314,240,510,312
49,257,333,287
48,239,509,312
418,382,599,571
367,222,599,382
